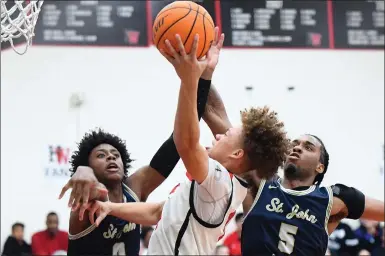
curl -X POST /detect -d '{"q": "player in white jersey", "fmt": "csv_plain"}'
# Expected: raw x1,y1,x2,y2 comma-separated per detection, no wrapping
84,28,290,255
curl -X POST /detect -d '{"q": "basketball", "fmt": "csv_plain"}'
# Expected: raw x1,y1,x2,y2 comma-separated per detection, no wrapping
152,1,215,59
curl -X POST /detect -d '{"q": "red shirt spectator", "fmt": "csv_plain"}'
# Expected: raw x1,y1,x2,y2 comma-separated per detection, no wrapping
31,212,68,256
223,213,243,256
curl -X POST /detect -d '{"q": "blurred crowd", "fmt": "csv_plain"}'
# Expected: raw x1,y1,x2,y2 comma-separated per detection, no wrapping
3,211,384,256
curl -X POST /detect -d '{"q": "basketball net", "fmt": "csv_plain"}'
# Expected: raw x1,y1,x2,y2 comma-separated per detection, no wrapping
1,0,44,55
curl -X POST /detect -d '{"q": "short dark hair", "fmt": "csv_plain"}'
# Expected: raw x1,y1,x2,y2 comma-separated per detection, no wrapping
70,128,133,176
235,213,244,222
47,212,58,218
307,134,329,185
12,222,24,231
241,106,290,179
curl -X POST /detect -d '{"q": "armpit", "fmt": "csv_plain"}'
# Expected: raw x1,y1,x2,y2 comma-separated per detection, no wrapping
329,210,348,223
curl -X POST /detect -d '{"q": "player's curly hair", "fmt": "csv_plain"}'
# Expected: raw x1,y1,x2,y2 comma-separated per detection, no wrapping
70,128,133,176
241,106,290,179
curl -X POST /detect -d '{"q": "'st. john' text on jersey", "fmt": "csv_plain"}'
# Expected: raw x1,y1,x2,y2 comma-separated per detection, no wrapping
67,184,141,256
242,179,333,256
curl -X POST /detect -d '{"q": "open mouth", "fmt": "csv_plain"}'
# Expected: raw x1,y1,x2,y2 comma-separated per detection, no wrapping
288,152,300,159
107,163,119,171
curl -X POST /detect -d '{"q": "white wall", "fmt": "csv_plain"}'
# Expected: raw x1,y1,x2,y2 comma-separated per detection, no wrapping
1,45,384,247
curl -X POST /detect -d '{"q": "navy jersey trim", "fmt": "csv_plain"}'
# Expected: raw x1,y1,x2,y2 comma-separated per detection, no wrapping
244,179,266,219
122,183,140,202
68,224,97,240
277,178,317,196
324,186,334,234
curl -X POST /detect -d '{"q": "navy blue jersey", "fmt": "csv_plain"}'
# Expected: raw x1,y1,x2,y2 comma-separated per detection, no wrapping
242,179,333,256
68,184,141,256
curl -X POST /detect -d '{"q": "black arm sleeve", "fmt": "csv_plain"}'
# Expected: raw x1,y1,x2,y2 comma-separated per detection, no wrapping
331,183,365,219
150,78,211,177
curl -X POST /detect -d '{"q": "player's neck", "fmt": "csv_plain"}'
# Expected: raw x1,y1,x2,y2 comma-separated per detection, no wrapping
107,185,124,203
281,176,314,189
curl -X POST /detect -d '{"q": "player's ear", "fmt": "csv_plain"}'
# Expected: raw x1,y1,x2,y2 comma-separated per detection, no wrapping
231,149,244,159
316,163,324,174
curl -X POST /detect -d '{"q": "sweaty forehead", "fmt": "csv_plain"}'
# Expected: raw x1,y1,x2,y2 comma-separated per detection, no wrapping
295,135,322,148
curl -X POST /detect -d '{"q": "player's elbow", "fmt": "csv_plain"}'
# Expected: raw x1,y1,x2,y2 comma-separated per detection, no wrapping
148,202,163,225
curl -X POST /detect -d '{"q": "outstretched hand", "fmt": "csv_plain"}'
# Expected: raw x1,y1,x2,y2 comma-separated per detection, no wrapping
58,166,108,220
86,200,112,227
160,34,207,83
202,27,225,80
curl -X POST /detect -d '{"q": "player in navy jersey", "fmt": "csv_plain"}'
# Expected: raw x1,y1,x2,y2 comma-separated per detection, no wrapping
201,54,384,256
204,91,384,255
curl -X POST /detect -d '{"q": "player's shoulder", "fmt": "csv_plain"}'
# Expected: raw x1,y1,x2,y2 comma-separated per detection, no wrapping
208,158,227,173
208,158,250,188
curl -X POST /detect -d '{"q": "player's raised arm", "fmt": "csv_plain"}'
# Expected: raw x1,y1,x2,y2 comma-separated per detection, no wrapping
125,77,212,201
124,29,226,201
199,30,231,136
160,34,208,183
203,85,232,136
87,201,164,227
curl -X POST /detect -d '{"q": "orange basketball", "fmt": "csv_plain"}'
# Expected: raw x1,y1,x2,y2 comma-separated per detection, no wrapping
153,1,215,59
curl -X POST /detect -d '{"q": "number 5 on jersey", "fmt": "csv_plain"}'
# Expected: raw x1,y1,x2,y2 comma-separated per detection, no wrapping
278,223,298,254
112,242,125,255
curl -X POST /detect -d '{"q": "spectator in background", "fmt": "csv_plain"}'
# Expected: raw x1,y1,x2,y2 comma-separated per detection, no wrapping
355,219,384,256
31,212,68,256
328,222,360,256
223,213,243,256
214,245,230,255
2,222,31,256
139,226,154,255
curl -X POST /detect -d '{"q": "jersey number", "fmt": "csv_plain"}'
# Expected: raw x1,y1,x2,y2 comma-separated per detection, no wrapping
112,242,125,255
278,223,298,254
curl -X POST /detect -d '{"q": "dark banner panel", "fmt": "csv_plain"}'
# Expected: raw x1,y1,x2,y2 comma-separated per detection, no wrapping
220,1,330,48
332,0,384,49
3,0,383,50
33,1,148,46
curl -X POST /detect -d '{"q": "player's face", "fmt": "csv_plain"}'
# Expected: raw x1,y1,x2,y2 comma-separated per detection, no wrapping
284,135,323,175
208,126,244,168
88,144,124,183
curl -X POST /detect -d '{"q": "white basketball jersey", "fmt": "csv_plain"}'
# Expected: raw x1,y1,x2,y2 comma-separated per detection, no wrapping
147,158,248,255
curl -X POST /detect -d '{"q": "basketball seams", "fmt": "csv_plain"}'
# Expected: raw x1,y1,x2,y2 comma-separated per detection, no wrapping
153,3,215,57
198,11,207,59
155,6,192,48
154,7,215,28
183,4,200,45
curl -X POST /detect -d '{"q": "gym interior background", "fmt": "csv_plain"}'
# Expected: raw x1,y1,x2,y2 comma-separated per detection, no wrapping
1,1,384,255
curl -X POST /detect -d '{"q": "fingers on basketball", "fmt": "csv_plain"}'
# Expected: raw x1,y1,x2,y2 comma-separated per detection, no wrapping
153,1,215,59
